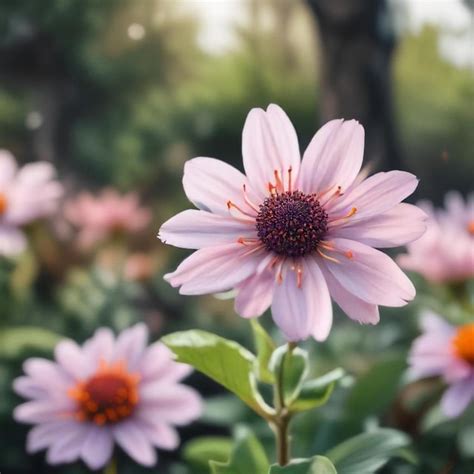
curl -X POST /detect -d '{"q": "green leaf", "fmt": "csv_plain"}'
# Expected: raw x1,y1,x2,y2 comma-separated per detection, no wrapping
290,368,345,412
269,456,337,474
270,345,309,405
250,320,276,384
210,426,270,474
326,429,411,474
344,356,405,421
162,330,274,417
183,436,233,470
0,326,61,359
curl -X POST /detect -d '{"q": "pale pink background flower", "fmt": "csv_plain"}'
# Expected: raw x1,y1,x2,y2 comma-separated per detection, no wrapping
0,150,62,256
13,324,202,469
159,104,426,342
408,311,474,418
64,189,151,249
398,192,474,283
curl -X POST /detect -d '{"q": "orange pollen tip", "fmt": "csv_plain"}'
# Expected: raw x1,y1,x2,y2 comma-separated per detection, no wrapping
0,193,8,215
226,200,232,209
347,207,357,218
68,360,140,425
453,323,474,364
345,250,354,259
468,220,474,235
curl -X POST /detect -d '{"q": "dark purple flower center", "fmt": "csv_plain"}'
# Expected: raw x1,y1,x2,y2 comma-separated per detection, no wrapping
256,191,328,257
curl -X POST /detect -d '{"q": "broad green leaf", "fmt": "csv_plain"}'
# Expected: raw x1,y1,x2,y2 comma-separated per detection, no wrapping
270,345,309,405
251,320,276,384
210,426,270,474
0,326,61,359
326,428,411,474
269,456,337,474
183,436,233,469
345,356,405,420
290,368,345,413
162,330,274,417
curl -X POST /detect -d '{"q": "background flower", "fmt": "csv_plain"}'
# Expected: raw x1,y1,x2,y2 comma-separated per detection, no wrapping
160,104,426,342
408,311,474,418
0,150,62,256
64,189,152,249
13,324,202,469
398,192,474,283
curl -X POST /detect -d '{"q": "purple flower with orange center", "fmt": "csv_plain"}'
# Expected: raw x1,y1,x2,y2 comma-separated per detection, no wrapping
408,312,474,417
13,324,202,469
159,104,426,341
0,150,62,256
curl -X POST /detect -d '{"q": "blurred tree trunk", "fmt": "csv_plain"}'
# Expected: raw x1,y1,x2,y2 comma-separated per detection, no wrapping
306,0,402,170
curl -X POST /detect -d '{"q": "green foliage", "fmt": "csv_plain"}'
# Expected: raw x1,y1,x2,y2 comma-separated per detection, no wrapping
326,429,411,474
270,345,309,406
291,368,346,413
0,326,61,359
251,320,276,384
183,436,233,471
269,456,336,474
162,330,274,418
209,427,270,474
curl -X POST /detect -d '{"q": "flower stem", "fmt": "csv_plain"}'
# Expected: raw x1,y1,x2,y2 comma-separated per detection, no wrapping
104,457,117,474
273,341,296,466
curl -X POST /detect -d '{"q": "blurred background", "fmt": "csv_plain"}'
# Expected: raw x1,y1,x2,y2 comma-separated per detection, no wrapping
0,1,473,473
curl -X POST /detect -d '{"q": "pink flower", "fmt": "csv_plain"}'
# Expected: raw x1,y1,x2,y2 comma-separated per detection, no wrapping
0,150,62,256
398,192,474,283
408,311,474,418
159,104,426,341
64,189,151,249
13,324,202,469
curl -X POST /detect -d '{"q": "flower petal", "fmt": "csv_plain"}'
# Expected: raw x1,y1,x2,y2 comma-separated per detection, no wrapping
26,421,77,453
81,425,114,470
0,225,27,256
441,378,474,418
139,384,203,425
164,243,265,295
14,400,74,424
323,238,415,306
13,376,49,399
0,150,17,186
234,270,274,318
328,171,419,220
299,119,364,194
271,259,332,341
159,209,256,249
139,421,180,450
329,203,427,248
83,328,115,371
139,342,192,383
242,104,300,196
183,157,257,216
46,423,89,465
113,323,148,371
320,264,379,324
55,339,88,380
113,420,157,466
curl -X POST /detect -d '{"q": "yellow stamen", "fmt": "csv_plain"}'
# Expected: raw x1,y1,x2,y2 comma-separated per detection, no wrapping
317,248,340,264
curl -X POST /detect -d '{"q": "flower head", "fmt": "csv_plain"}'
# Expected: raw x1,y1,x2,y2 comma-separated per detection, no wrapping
398,192,474,283
159,104,426,341
408,311,474,417
13,324,202,469
0,150,62,256
64,189,151,249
